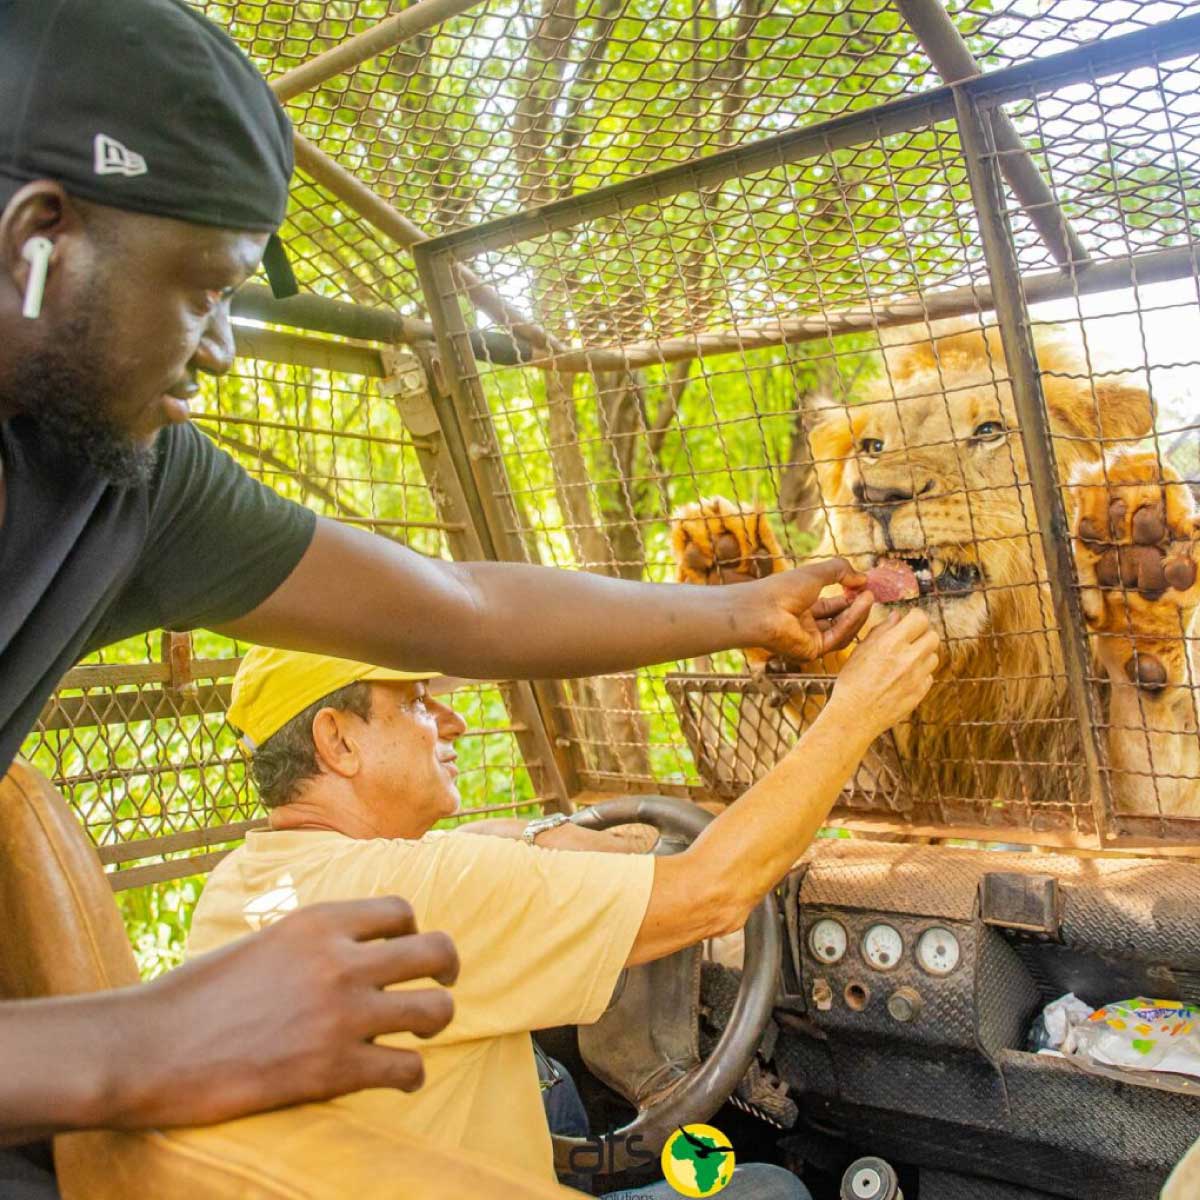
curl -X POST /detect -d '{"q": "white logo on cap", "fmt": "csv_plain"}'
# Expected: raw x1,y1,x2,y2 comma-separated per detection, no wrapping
93,133,147,178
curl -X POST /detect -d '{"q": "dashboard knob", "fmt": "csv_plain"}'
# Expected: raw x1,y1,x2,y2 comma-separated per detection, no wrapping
841,1156,902,1200
811,977,834,1012
887,987,923,1023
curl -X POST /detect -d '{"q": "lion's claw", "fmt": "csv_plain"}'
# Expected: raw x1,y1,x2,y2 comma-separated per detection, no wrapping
1164,555,1197,593
670,496,789,589
1071,452,1199,696
1124,652,1168,692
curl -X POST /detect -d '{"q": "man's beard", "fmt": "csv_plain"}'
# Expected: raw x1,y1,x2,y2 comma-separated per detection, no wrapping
2,308,159,488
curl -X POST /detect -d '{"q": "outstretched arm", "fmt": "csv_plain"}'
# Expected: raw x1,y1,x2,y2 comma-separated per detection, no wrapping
627,609,940,966
216,519,873,677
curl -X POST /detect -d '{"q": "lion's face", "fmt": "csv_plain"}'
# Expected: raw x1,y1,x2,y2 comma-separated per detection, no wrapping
809,326,1152,656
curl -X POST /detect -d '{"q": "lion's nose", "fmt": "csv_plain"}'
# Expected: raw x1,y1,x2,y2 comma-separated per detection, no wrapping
853,479,934,507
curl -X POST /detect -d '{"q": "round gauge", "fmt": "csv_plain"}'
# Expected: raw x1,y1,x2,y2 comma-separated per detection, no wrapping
808,918,848,965
916,926,961,977
860,923,904,972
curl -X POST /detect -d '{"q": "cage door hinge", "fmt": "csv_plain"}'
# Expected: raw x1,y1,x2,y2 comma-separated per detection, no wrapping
161,631,197,698
381,347,442,440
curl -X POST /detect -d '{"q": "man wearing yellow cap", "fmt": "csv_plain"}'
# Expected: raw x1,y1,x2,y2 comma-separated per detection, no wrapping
189,612,938,1194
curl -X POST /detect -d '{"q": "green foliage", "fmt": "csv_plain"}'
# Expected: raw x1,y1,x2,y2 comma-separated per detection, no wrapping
32,0,1189,973
117,877,204,979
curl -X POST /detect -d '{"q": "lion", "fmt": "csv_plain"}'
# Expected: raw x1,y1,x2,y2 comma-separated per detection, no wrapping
671,323,1199,821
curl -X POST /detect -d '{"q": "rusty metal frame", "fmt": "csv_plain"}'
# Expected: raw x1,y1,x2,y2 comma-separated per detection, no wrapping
413,14,1200,375
405,316,587,800
382,346,581,808
413,12,1200,845
953,87,1113,840
893,0,1089,270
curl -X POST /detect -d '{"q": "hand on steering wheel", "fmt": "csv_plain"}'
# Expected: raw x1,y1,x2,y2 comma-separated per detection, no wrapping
551,795,781,1177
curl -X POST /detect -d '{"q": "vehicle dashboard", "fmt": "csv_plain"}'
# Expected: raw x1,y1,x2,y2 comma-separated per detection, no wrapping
765,841,1200,1199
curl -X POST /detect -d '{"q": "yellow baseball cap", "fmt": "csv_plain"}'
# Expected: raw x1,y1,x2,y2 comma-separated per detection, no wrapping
228,646,439,753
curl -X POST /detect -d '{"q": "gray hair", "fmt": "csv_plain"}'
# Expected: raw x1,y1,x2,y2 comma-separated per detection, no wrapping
246,681,373,809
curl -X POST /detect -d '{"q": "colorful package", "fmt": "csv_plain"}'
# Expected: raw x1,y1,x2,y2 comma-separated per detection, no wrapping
1063,998,1200,1079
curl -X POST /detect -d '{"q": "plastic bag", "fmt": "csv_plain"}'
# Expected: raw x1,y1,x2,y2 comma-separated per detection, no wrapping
1063,997,1200,1079
1028,992,1094,1052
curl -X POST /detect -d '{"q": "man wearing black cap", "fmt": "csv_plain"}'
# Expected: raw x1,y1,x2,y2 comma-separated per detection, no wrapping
0,0,870,1178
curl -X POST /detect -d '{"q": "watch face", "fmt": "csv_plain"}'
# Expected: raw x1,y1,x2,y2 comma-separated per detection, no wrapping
525,814,568,843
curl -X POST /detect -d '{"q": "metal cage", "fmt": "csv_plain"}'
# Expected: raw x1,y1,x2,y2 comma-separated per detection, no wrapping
22,1,1200,888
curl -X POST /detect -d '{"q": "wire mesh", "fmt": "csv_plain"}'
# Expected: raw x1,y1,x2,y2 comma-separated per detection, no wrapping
996,52,1200,838
19,348,543,886
187,0,1199,313
17,3,1200,874
417,18,1200,844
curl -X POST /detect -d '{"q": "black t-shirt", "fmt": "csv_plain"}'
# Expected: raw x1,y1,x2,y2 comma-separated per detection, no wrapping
0,416,316,773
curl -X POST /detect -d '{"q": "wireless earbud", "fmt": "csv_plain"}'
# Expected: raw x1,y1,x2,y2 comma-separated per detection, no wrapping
20,236,53,319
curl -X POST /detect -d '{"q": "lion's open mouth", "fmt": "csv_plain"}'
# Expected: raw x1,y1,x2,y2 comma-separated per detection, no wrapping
878,554,983,599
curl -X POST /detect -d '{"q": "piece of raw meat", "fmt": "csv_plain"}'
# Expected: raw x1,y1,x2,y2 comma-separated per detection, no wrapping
859,560,920,603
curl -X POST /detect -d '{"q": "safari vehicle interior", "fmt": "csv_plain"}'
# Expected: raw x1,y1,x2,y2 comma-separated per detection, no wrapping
8,2,1200,1198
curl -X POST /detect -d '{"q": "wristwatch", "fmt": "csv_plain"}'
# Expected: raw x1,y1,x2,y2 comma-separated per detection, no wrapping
521,812,572,845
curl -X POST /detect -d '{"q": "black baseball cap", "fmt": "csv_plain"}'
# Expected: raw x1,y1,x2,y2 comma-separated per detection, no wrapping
0,0,298,297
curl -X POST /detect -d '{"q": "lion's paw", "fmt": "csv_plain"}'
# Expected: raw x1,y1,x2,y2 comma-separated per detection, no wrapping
669,496,788,587
670,497,789,674
1072,452,1199,692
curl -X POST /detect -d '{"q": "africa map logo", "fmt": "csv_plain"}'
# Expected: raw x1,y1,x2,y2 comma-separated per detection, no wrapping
660,1124,736,1196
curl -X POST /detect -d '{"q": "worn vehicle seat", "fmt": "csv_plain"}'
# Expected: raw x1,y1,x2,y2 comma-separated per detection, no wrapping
0,759,578,1199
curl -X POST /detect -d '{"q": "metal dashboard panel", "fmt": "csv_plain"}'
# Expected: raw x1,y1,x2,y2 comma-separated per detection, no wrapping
778,840,1200,1197
799,842,995,919
800,907,984,1049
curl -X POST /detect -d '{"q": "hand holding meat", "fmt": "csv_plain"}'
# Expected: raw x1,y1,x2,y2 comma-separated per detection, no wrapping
828,609,940,739
748,557,875,662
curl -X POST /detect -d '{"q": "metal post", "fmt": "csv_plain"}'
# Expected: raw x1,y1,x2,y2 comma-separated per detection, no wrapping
894,0,1089,269
386,314,585,801
954,87,1112,840
270,0,487,102
231,283,533,365
383,345,578,811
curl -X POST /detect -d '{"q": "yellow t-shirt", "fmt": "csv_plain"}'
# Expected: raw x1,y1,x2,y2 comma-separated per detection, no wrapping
187,829,655,1181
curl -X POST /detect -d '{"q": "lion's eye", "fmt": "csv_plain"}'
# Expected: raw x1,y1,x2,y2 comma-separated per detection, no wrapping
971,420,1006,442
860,437,884,456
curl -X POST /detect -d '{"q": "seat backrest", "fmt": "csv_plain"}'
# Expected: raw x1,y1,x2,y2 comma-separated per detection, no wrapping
0,762,582,1199
0,759,138,999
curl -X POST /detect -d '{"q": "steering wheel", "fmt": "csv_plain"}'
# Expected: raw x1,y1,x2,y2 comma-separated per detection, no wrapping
551,795,781,1177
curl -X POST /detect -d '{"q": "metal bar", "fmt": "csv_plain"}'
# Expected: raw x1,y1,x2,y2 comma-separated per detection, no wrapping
270,0,487,102
893,0,1089,268
98,821,266,866
108,849,236,891
233,325,387,377
419,92,958,261
232,287,534,366
384,346,579,807
822,815,1200,855
293,135,562,354
54,659,238,691
964,11,1200,112
512,244,1200,373
409,261,588,800
232,283,429,345
954,87,1113,840
420,12,1200,264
